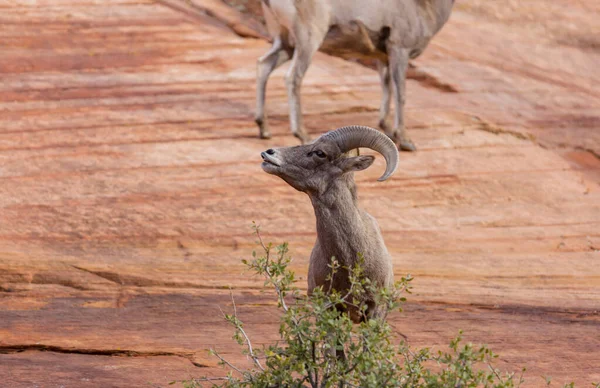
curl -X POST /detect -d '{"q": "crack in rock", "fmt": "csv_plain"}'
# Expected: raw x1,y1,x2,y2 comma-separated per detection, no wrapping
406,65,459,93
0,344,208,368
575,146,600,161
471,115,535,142
69,265,241,290
472,115,600,160
30,274,91,291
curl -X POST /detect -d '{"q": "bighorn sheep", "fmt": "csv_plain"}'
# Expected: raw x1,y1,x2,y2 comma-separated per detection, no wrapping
261,125,399,321
255,0,454,151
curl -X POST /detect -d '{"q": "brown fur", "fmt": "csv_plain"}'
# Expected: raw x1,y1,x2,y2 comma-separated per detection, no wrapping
260,129,397,322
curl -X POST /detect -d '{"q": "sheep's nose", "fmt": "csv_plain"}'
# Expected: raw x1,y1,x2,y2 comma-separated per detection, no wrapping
261,149,276,160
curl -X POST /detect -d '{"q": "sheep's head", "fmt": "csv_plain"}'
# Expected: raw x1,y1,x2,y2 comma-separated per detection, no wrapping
260,126,399,193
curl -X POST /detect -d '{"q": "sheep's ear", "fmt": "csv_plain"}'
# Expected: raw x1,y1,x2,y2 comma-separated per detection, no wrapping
342,148,360,157
339,155,375,173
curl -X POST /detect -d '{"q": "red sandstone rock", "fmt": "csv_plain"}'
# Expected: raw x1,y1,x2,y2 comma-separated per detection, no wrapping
0,0,599,386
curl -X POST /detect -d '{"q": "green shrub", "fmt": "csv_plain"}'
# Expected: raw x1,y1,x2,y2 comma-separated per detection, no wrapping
178,225,596,388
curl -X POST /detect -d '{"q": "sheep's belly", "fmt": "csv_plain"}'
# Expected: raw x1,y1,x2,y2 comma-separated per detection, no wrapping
320,21,389,62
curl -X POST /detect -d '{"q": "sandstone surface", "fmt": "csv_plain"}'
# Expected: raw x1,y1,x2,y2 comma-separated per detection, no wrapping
1,0,599,386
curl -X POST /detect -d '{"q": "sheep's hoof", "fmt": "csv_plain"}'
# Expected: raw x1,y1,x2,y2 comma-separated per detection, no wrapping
255,117,271,139
398,139,417,152
390,130,417,152
379,119,392,134
294,131,311,144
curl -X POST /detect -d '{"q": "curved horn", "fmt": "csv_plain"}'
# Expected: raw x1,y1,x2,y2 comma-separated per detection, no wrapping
320,125,399,181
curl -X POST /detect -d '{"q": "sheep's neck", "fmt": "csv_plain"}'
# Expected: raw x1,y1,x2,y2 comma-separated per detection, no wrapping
309,177,365,266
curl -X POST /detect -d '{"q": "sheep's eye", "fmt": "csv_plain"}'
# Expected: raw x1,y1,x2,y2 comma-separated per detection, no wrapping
307,150,326,158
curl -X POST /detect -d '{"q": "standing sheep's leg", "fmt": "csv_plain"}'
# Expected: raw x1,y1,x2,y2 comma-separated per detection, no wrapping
377,60,392,136
285,28,325,143
255,37,292,139
388,46,416,151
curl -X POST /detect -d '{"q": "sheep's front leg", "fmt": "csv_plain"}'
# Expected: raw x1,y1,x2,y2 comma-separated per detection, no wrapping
377,60,392,136
255,37,291,139
388,46,416,151
285,28,325,143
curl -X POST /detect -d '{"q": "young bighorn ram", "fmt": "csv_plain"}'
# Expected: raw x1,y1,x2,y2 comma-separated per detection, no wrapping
255,0,454,151
261,125,399,322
